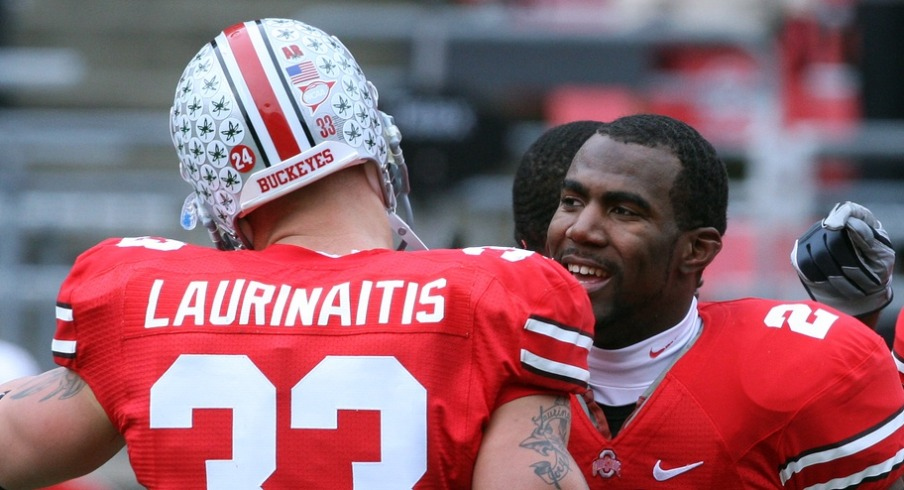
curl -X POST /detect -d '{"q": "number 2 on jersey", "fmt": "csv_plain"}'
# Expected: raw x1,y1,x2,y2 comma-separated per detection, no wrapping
150,354,427,489
764,303,838,339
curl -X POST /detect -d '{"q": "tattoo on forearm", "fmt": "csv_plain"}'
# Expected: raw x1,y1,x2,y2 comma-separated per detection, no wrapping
520,397,574,489
10,368,86,402
0,390,8,401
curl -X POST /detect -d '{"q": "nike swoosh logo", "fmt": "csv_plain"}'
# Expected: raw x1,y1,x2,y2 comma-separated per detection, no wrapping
653,460,704,481
649,340,675,358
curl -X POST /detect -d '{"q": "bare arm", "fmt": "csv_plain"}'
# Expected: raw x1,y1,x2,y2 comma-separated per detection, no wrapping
0,368,124,489
473,394,588,490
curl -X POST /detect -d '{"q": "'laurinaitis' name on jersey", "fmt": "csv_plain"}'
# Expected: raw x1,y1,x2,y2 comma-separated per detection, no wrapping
143,277,447,329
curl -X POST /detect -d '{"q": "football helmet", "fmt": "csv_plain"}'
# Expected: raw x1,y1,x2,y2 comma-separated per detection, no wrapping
171,18,425,250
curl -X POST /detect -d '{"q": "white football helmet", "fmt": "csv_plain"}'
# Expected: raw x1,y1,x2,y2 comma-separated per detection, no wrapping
171,18,425,250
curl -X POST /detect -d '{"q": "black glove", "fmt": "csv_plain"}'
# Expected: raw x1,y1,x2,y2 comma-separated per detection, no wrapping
791,201,895,317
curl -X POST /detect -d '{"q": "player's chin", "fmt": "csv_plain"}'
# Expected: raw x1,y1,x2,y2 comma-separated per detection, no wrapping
586,285,617,316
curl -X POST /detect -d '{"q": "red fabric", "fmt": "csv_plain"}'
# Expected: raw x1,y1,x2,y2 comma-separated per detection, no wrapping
893,307,904,385
570,299,904,488
52,238,592,488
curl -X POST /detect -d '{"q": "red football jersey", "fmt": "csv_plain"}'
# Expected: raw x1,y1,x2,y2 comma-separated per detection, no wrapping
51,237,594,489
894,307,904,385
569,298,904,488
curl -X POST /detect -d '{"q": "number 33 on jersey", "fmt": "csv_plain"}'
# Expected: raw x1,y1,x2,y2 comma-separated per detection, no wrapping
52,238,594,488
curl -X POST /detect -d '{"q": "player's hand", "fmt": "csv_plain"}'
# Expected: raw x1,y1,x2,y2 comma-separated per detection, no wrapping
791,201,895,317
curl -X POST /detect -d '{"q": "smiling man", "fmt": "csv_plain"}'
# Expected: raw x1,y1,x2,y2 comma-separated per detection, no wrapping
543,114,904,487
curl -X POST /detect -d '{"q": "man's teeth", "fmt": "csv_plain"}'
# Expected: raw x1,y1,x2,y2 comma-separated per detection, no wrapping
567,264,603,277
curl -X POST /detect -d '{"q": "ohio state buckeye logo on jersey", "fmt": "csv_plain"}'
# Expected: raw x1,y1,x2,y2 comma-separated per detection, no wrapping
592,448,622,478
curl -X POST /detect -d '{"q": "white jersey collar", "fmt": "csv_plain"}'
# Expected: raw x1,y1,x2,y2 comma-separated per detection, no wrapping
589,297,701,406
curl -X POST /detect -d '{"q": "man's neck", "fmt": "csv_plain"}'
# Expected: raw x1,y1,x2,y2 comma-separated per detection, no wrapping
273,230,392,256
588,297,700,406
249,167,394,254
594,291,698,349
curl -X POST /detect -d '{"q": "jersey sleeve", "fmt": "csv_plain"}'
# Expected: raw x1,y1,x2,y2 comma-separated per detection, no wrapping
51,236,190,367
467,247,594,409
894,307,904,385
779,318,904,489
52,237,125,367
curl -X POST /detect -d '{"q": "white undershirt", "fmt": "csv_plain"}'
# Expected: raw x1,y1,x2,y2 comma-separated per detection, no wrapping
589,297,702,406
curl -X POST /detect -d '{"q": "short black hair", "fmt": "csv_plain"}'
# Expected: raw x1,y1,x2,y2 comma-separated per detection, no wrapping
599,114,728,235
512,120,604,252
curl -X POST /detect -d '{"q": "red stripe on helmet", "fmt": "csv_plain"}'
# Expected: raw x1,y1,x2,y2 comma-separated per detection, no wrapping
223,22,301,161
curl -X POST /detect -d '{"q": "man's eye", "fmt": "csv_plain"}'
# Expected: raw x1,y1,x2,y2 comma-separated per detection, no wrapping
561,196,580,207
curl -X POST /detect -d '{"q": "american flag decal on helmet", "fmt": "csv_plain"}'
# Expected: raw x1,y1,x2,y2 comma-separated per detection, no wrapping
521,316,592,388
286,61,318,85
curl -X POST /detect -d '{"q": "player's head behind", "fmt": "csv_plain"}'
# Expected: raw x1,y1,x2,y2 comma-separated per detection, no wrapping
170,18,423,250
599,114,728,236
512,120,603,253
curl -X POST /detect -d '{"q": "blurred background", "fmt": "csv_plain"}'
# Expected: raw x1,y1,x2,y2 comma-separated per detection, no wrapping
0,0,902,486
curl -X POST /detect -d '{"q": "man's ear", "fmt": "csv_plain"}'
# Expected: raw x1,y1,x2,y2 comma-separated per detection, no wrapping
680,227,722,275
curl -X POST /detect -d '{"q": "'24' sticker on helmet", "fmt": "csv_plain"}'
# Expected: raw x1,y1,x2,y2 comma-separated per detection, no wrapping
230,145,256,173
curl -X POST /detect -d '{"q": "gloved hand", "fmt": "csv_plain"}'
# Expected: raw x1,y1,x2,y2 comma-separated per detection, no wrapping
791,201,895,317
